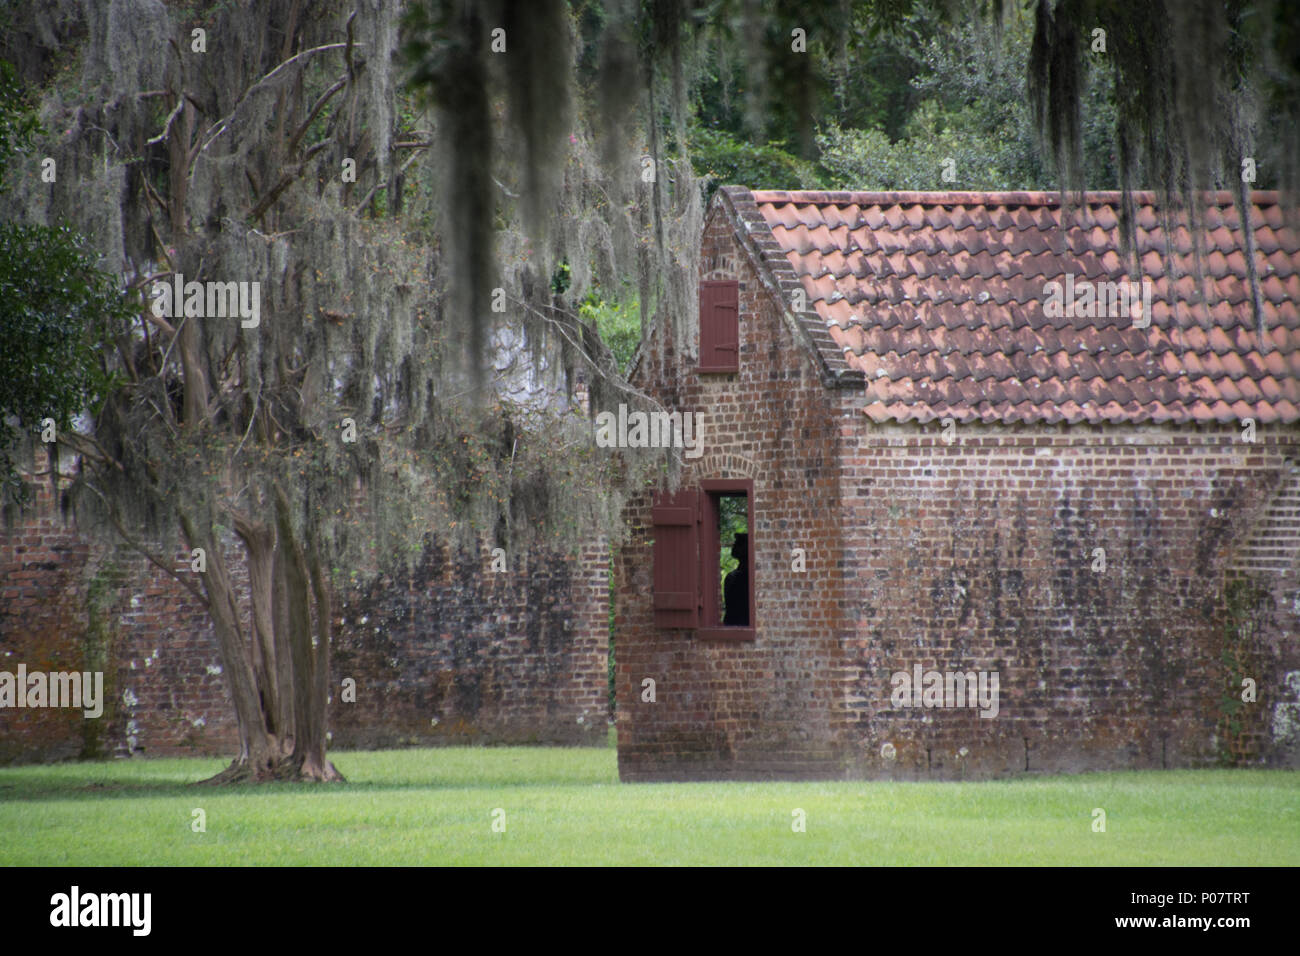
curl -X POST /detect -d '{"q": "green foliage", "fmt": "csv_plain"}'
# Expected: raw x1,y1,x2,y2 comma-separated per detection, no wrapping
579,285,641,375
718,493,746,578
0,60,39,193
551,260,572,295
906,13,1053,186
816,122,925,191
0,57,126,505
0,222,129,505
816,12,1118,191
687,6,1131,194
690,0,932,158
689,124,826,197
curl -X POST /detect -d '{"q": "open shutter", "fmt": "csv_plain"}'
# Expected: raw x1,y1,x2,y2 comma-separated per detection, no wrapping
699,280,739,372
651,488,701,629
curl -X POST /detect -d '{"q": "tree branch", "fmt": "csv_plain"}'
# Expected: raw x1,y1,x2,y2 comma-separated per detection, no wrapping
246,140,331,223
288,75,348,155
353,147,425,213
197,42,360,158
57,431,123,472
146,92,185,147
79,481,210,606
508,295,666,413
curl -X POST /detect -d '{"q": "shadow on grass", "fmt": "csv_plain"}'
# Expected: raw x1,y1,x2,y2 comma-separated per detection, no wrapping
0,749,620,802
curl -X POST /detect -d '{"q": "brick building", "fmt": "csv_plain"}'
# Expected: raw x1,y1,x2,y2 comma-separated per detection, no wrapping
615,186,1300,781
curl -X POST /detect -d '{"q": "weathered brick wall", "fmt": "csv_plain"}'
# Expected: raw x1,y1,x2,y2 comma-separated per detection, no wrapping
617,198,1300,781
615,201,850,780
329,538,609,748
836,424,1300,779
1221,570,1300,765
105,547,240,760
1,486,610,763
0,488,96,763
0,485,237,764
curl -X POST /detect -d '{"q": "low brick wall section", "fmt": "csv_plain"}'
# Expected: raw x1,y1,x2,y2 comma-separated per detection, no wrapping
0,486,609,764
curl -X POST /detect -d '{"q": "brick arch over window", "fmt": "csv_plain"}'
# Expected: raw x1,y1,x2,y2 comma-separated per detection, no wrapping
694,453,758,480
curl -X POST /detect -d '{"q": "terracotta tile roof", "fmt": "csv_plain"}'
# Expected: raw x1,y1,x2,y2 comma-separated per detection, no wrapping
719,186,1300,425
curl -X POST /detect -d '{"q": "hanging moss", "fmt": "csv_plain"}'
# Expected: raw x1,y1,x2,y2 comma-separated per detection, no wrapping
1027,0,1298,331
0,0,702,597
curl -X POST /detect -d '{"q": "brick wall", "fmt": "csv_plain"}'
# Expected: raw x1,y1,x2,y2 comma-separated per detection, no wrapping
0,485,237,764
0,488,96,763
615,199,1300,781
836,424,1300,779
615,202,850,780
0,485,610,764
329,538,609,748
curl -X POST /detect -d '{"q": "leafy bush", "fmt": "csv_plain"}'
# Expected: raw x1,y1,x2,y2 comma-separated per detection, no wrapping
689,124,827,199
0,222,129,506
718,494,747,579
580,286,641,375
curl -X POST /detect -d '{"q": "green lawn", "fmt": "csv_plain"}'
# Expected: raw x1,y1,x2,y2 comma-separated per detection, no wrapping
1,747,1296,865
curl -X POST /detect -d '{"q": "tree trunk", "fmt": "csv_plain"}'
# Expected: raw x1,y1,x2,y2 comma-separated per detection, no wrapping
181,514,284,784
235,516,294,749
185,508,342,784
273,484,342,782
302,540,337,779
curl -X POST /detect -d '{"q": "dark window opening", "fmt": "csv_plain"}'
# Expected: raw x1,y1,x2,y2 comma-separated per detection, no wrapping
700,480,755,640
718,494,749,626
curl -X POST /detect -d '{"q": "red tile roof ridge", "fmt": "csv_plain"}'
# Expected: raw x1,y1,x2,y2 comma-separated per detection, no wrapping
747,188,1284,208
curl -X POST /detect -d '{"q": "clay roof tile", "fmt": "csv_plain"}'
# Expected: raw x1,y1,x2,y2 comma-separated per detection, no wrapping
749,188,1298,425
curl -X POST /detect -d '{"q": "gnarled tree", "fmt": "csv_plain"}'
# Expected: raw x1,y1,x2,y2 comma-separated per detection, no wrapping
2,0,680,782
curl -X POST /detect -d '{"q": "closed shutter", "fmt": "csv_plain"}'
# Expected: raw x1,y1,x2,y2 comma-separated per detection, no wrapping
651,488,701,629
699,280,739,372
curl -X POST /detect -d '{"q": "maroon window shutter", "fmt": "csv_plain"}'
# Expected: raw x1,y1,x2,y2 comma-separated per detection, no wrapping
651,488,701,629
699,280,739,372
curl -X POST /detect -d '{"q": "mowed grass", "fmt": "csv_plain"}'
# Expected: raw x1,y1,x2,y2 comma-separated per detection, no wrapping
1,747,1296,865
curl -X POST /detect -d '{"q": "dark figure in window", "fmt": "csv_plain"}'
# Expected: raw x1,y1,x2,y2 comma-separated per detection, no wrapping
723,533,749,626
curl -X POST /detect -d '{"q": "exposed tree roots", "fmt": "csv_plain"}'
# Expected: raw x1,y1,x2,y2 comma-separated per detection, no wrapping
197,754,345,785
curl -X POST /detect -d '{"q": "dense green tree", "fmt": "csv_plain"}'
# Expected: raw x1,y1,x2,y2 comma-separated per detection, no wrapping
692,2,928,150
0,60,127,509
689,124,823,198
816,9,1120,191
0,222,127,508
